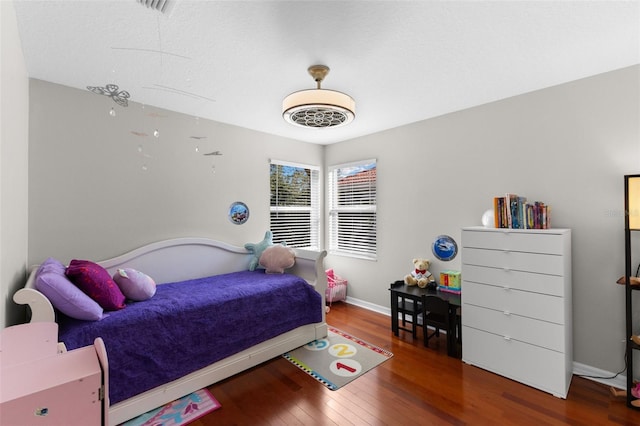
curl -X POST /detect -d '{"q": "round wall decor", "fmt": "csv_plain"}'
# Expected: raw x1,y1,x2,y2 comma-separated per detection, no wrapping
432,235,458,261
228,202,249,225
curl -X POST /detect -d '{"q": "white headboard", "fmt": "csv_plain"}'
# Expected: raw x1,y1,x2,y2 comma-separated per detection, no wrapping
15,237,327,323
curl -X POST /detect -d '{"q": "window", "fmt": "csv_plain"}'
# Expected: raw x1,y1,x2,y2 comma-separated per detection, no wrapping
328,159,377,259
270,160,320,249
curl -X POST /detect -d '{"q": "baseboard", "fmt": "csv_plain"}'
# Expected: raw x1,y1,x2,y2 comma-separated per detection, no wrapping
572,361,626,390
344,295,390,316
343,297,628,391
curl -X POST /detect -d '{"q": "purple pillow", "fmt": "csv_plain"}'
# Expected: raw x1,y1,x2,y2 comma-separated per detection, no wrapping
113,268,156,301
66,259,126,311
34,257,103,321
36,257,66,276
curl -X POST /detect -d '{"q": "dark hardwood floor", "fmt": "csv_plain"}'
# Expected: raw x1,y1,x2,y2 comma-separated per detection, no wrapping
196,303,640,425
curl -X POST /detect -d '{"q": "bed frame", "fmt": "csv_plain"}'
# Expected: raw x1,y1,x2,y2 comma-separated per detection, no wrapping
13,237,328,425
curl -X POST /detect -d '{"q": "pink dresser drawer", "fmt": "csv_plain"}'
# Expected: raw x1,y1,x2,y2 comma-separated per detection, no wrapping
1,346,102,425
1,323,105,426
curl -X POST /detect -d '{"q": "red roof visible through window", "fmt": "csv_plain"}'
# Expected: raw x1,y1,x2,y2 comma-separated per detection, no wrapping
338,168,376,185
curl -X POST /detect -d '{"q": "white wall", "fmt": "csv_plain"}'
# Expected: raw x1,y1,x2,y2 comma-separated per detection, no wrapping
22,64,640,376
325,65,640,374
27,79,324,264
1,0,30,328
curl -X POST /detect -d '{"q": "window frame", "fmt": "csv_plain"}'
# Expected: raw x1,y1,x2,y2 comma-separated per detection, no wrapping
327,158,377,260
269,159,321,250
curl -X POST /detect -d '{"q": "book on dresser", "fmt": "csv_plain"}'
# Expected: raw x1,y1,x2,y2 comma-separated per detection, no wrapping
493,194,551,229
460,226,572,399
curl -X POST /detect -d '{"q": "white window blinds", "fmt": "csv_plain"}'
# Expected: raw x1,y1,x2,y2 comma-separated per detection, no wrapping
270,160,320,249
328,159,377,259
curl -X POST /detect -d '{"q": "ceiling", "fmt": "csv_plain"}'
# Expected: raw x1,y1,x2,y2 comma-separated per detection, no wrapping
12,0,640,145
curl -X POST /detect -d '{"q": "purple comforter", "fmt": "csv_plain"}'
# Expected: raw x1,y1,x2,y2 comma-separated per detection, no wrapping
57,270,323,404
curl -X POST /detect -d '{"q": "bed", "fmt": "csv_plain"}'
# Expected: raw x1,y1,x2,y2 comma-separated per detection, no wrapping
13,237,328,425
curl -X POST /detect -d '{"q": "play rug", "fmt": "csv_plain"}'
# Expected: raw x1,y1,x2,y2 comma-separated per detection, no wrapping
283,326,393,390
119,388,221,426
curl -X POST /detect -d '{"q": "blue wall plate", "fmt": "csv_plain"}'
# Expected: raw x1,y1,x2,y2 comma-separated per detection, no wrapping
432,235,457,261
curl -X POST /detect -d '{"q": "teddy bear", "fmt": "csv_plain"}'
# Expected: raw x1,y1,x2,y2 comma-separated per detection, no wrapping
404,258,435,288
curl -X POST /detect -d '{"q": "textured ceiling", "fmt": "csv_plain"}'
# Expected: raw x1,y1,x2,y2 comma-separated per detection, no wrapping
12,0,640,144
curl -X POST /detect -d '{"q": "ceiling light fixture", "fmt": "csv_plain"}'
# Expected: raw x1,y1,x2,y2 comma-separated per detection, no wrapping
282,65,355,128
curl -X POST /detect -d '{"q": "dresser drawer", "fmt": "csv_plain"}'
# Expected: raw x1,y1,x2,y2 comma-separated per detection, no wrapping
462,304,565,352
462,326,570,398
462,264,564,296
462,281,564,324
462,247,564,276
462,229,566,254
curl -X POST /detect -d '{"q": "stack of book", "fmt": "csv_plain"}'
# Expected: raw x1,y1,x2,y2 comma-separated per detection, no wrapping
439,270,461,294
493,194,550,229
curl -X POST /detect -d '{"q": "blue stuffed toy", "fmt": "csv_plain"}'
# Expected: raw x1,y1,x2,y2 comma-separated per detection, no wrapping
244,231,274,271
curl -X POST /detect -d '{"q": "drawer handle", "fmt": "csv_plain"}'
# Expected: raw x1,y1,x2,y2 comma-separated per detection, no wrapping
503,267,510,272
503,310,511,316
502,286,510,291
504,336,512,341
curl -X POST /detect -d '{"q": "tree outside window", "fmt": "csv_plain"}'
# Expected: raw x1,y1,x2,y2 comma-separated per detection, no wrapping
270,161,320,249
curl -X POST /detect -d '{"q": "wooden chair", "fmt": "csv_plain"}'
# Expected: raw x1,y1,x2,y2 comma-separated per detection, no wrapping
391,280,422,338
423,295,456,356
397,295,422,338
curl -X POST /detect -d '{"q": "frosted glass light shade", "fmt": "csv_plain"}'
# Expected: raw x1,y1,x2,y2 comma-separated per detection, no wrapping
629,175,640,230
282,89,355,128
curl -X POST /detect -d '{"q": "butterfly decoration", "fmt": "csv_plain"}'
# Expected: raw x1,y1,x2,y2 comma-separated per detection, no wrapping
86,84,130,107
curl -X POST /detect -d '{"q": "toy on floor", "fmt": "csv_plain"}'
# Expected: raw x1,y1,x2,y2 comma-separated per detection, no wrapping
610,381,640,406
610,336,640,406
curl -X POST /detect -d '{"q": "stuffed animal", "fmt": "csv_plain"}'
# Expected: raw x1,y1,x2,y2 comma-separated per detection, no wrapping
610,382,640,400
259,245,295,274
244,231,275,271
244,230,291,272
404,258,435,288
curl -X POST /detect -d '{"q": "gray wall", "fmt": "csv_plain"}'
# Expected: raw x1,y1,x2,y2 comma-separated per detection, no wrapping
1,0,30,328
28,79,324,264
22,65,640,377
324,65,640,374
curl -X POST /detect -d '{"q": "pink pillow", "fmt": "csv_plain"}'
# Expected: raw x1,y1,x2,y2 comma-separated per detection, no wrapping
259,245,295,274
65,259,126,311
113,268,156,301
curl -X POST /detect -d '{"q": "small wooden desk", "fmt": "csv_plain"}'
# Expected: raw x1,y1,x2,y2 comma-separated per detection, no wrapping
389,281,461,357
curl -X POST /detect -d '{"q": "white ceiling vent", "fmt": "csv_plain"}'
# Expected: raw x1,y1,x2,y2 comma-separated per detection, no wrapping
137,0,175,14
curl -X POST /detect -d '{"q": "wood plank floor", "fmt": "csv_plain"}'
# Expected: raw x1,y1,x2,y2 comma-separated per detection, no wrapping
196,303,640,425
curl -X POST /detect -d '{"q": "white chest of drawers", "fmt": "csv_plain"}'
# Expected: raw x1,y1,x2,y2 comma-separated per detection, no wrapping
461,226,572,398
